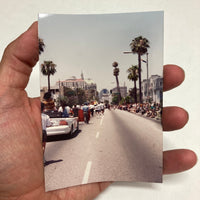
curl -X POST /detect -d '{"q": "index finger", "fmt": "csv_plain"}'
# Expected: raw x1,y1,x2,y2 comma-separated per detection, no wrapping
163,65,185,91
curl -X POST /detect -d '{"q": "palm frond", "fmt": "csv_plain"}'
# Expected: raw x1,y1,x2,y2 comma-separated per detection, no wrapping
130,36,150,55
39,38,45,54
41,61,57,76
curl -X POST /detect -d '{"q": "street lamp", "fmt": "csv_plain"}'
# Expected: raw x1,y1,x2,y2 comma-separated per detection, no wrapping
141,52,149,102
58,79,61,105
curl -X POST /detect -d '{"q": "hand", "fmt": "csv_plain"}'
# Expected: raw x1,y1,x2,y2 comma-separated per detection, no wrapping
0,22,197,200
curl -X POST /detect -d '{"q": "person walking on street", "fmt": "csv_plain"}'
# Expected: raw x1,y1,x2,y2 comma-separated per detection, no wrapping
89,104,95,117
95,103,102,117
72,104,79,117
100,102,105,115
82,103,89,123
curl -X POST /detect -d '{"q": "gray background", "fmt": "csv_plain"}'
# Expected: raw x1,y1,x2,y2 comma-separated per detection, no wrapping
0,0,199,199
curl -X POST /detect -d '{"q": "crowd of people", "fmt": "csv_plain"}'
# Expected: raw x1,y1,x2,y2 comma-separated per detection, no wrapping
41,92,106,124
115,102,162,120
56,102,106,123
42,92,161,121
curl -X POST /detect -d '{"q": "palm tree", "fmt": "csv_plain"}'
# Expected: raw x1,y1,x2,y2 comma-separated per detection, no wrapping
127,65,139,104
130,36,149,104
39,38,45,55
41,61,56,92
112,61,121,102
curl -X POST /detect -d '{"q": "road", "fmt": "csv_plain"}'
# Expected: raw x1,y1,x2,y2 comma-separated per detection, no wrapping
44,109,162,191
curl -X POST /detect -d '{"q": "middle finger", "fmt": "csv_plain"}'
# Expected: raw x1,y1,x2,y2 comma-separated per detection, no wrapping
162,106,189,131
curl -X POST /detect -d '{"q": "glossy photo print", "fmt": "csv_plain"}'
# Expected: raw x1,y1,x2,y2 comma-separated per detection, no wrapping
39,12,164,191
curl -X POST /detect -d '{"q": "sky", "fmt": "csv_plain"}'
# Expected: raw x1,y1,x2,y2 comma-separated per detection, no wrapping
39,12,163,92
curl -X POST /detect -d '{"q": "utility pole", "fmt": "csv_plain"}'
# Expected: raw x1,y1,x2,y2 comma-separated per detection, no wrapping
58,79,61,106
146,52,149,102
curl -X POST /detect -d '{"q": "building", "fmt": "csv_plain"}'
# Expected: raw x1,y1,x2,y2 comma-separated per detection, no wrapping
55,73,98,102
84,78,97,91
99,89,110,103
56,76,97,91
56,76,85,90
142,75,163,103
111,86,127,98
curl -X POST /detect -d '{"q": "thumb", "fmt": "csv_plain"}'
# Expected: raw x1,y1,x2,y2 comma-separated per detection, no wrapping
0,22,38,90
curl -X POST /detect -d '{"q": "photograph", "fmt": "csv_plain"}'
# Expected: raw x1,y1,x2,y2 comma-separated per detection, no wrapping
39,11,164,191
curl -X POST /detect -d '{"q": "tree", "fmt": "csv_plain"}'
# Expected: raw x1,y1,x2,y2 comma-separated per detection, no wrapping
127,65,139,104
63,87,77,107
41,61,56,92
112,61,121,103
76,88,86,106
130,36,149,104
39,38,45,55
112,94,119,105
125,96,131,104
129,88,137,103
64,87,76,97
57,95,68,107
119,97,126,105
87,89,96,102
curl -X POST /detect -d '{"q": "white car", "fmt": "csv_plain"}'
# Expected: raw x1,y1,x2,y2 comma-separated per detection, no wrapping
45,111,79,136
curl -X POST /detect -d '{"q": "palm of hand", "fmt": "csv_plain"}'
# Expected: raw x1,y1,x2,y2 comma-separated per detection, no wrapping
0,89,42,196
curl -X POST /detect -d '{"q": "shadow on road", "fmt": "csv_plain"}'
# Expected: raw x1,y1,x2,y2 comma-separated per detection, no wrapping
47,130,82,142
44,159,63,167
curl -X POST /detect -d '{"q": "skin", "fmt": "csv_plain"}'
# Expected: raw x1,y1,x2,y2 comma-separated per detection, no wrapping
0,22,197,200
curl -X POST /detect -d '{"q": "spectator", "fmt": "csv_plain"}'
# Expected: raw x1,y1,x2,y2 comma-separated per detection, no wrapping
42,92,56,111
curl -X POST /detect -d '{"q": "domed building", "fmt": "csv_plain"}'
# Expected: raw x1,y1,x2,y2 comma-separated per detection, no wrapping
99,89,110,103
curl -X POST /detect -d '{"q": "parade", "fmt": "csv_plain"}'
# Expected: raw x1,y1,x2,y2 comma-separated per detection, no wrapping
39,13,164,191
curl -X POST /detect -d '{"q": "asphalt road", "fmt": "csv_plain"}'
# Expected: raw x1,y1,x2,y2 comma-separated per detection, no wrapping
44,109,162,191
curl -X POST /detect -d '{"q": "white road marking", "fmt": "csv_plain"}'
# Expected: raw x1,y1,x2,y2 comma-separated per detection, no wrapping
100,116,104,126
82,161,92,184
96,131,100,138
